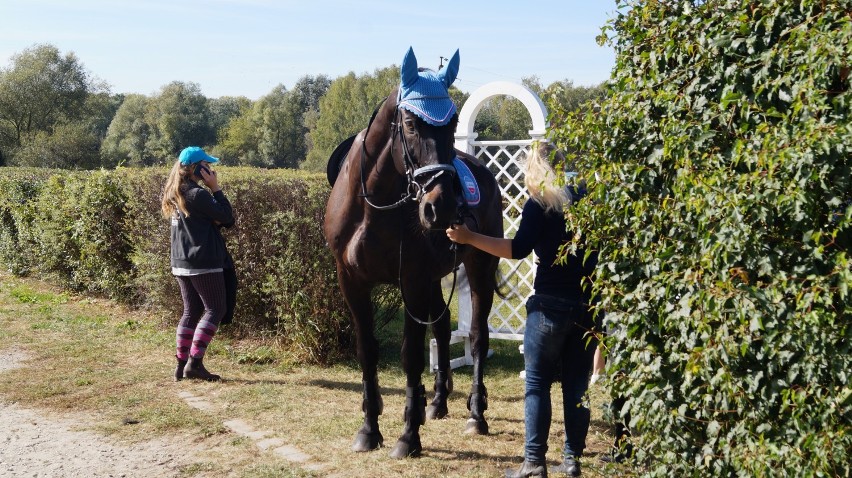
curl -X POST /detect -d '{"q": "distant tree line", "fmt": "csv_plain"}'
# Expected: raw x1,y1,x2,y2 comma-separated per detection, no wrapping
0,43,604,170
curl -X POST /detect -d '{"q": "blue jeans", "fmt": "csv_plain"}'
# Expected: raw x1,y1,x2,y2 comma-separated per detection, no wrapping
523,294,596,463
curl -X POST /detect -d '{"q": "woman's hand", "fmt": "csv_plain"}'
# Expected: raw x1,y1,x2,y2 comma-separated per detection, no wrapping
199,167,221,193
446,222,513,259
446,223,471,244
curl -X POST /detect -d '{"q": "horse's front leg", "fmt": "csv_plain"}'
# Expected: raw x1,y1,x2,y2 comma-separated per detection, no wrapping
339,275,384,452
389,304,429,459
427,280,453,420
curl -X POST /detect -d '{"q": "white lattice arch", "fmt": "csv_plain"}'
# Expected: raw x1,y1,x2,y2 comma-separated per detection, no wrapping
430,81,549,371
454,81,548,154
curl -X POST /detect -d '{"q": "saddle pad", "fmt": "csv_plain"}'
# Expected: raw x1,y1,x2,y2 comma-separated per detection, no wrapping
453,156,480,207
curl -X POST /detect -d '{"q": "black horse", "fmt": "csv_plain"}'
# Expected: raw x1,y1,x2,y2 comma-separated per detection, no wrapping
323,48,502,458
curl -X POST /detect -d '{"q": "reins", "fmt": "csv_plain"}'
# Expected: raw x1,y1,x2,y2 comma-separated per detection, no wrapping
397,224,460,326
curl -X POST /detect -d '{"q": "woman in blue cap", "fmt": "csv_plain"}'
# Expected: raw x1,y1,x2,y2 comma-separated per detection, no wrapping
446,142,597,477
161,146,234,381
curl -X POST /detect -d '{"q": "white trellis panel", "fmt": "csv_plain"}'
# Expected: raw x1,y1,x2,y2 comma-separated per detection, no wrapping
430,81,548,371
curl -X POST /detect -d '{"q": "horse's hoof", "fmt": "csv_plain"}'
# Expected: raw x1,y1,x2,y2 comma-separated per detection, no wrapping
351,431,383,452
426,403,448,420
464,418,489,435
389,438,422,459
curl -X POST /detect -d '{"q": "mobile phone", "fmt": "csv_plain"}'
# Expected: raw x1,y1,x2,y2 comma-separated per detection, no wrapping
194,164,211,178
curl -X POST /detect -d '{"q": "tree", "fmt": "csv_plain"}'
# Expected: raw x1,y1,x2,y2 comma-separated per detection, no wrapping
101,94,153,166
144,81,214,164
471,76,598,141
12,122,101,169
302,66,399,172
217,100,259,165
550,1,851,476
0,44,96,165
544,80,605,114
217,75,330,169
83,92,123,143
254,85,299,168
208,95,251,145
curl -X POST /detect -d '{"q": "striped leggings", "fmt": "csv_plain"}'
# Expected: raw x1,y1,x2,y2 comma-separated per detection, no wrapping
175,273,225,360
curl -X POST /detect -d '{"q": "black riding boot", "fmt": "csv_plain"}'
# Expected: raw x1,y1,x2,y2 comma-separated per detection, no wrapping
183,356,220,381
174,357,187,382
551,406,590,476
505,459,547,478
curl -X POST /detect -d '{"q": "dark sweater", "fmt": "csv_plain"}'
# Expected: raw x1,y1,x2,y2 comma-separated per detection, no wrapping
170,180,234,271
510,188,596,301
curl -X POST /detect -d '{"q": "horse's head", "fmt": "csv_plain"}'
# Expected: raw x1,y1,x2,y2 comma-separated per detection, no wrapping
392,47,461,230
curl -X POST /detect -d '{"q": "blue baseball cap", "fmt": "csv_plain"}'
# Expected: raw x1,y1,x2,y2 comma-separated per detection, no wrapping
397,47,460,126
178,146,219,166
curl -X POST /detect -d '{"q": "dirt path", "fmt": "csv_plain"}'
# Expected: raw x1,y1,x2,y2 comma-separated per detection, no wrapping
0,348,331,478
0,349,189,478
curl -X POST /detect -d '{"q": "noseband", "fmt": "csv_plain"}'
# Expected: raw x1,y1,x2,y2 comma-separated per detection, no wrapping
359,99,456,210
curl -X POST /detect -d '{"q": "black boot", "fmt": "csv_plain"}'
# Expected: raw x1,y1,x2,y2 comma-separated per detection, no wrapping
552,405,589,476
549,456,580,476
174,357,187,382
505,460,547,478
183,356,220,381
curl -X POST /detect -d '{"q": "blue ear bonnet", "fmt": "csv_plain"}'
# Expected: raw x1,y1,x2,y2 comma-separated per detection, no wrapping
397,47,460,126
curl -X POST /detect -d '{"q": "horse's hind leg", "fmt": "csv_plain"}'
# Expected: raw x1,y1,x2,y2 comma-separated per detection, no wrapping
464,253,498,435
340,278,384,452
427,280,452,420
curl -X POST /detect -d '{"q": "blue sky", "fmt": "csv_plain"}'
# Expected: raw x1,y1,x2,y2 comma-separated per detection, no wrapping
1,0,618,100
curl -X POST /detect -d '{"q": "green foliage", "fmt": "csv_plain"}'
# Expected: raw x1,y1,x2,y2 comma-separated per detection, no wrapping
101,94,153,166
12,122,103,169
549,1,851,476
207,95,252,144
217,75,330,169
144,81,215,163
0,168,52,274
544,80,606,115
475,77,604,141
302,66,399,172
0,166,353,363
0,44,104,167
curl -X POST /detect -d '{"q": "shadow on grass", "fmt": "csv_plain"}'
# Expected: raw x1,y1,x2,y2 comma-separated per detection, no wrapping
222,378,293,386
373,311,527,377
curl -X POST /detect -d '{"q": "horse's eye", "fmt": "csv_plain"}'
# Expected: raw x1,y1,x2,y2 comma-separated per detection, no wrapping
404,119,417,133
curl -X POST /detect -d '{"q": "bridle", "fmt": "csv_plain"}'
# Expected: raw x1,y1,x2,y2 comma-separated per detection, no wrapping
358,98,457,211
356,96,462,326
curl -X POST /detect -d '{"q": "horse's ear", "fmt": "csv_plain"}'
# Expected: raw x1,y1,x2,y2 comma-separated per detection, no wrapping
400,47,419,89
438,49,460,88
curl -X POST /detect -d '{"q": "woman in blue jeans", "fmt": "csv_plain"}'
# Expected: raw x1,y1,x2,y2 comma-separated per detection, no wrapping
446,142,597,477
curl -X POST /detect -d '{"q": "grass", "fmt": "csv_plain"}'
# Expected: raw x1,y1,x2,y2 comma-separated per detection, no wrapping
0,269,634,477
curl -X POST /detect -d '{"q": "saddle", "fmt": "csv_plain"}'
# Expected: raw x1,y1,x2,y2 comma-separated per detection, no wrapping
326,134,358,186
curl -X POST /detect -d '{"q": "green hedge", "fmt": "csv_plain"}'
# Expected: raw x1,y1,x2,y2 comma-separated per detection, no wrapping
0,166,353,364
549,1,851,476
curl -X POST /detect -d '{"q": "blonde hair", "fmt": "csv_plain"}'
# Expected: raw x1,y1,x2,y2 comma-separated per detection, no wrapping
161,160,193,218
523,141,569,214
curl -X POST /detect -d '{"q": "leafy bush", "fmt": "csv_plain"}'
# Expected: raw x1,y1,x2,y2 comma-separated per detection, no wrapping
0,168,52,275
0,166,354,364
550,1,851,476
